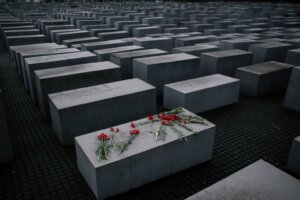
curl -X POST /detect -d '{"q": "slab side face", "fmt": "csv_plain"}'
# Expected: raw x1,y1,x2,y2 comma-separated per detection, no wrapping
284,66,300,111
75,108,215,199
186,160,300,200
287,136,300,176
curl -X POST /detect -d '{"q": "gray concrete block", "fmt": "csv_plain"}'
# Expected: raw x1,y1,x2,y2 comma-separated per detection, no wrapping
110,49,168,79
49,78,156,145
133,37,172,53
249,42,293,64
94,45,143,61
90,28,118,37
172,44,219,56
75,108,215,200
45,25,75,41
133,26,161,37
164,74,240,113
20,48,79,89
6,35,45,48
286,49,300,66
123,24,148,36
175,36,212,47
186,160,300,200
3,29,39,37
133,53,200,95
236,61,294,97
81,40,132,52
35,61,121,119
25,51,97,103
284,66,300,112
62,37,101,48
200,49,253,77
287,136,300,176
55,30,90,44
50,29,80,43
220,38,259,51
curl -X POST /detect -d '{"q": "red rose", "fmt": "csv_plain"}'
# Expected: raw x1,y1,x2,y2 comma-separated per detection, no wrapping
98,133,110,141
148,114,154,120
109,127,114,132
115,128,119,132
184,120,187,124
131,122,135,128
161,120,169,125
130,129,140,135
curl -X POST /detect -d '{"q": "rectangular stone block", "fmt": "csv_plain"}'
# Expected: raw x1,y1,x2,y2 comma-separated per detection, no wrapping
133,37,172,53
175,36,212,47
6,35,45,48
3,29,39,37
164,74,240,113
98,31,129,41
75,108,215,199
287,136,300,176
133,26,161,37
94,45,143,61
110,49,168,79
286,49,300,66
63,37,101,48
20,48,79,89
81,40,132,52
25,51,97,103
220,38,259,51
123,24,148,36
49,78,156,145
236,61,294,97
90,28,118,37
55,30,90,44
35,61,121,119
284,66,300,112
172,44,219,56
50,29,80,43
133,53,200,95
249,42,293,64
45,25,75,41
186,160,300,200
200,49,253,77
0,89,14,163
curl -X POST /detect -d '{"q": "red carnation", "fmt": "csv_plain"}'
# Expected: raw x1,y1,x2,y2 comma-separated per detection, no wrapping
148,114,154,120
98,133,110,141
130,129,140,135
131,122,135,128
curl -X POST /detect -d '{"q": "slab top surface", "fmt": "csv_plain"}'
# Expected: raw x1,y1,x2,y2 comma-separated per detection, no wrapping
111,49,166,59
49,78,155,109
21,48,79,57
25,51,95,65
94,45,142,54
165,74,239,93
35,61,119,79
134,53,199,65
238,61,294,75
202,49,252,58
75,108,215,168
251,42,292,48
174,44,218,51
186,160,300,200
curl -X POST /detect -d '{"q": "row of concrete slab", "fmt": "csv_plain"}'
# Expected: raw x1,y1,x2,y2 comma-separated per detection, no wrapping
1,2,300,200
